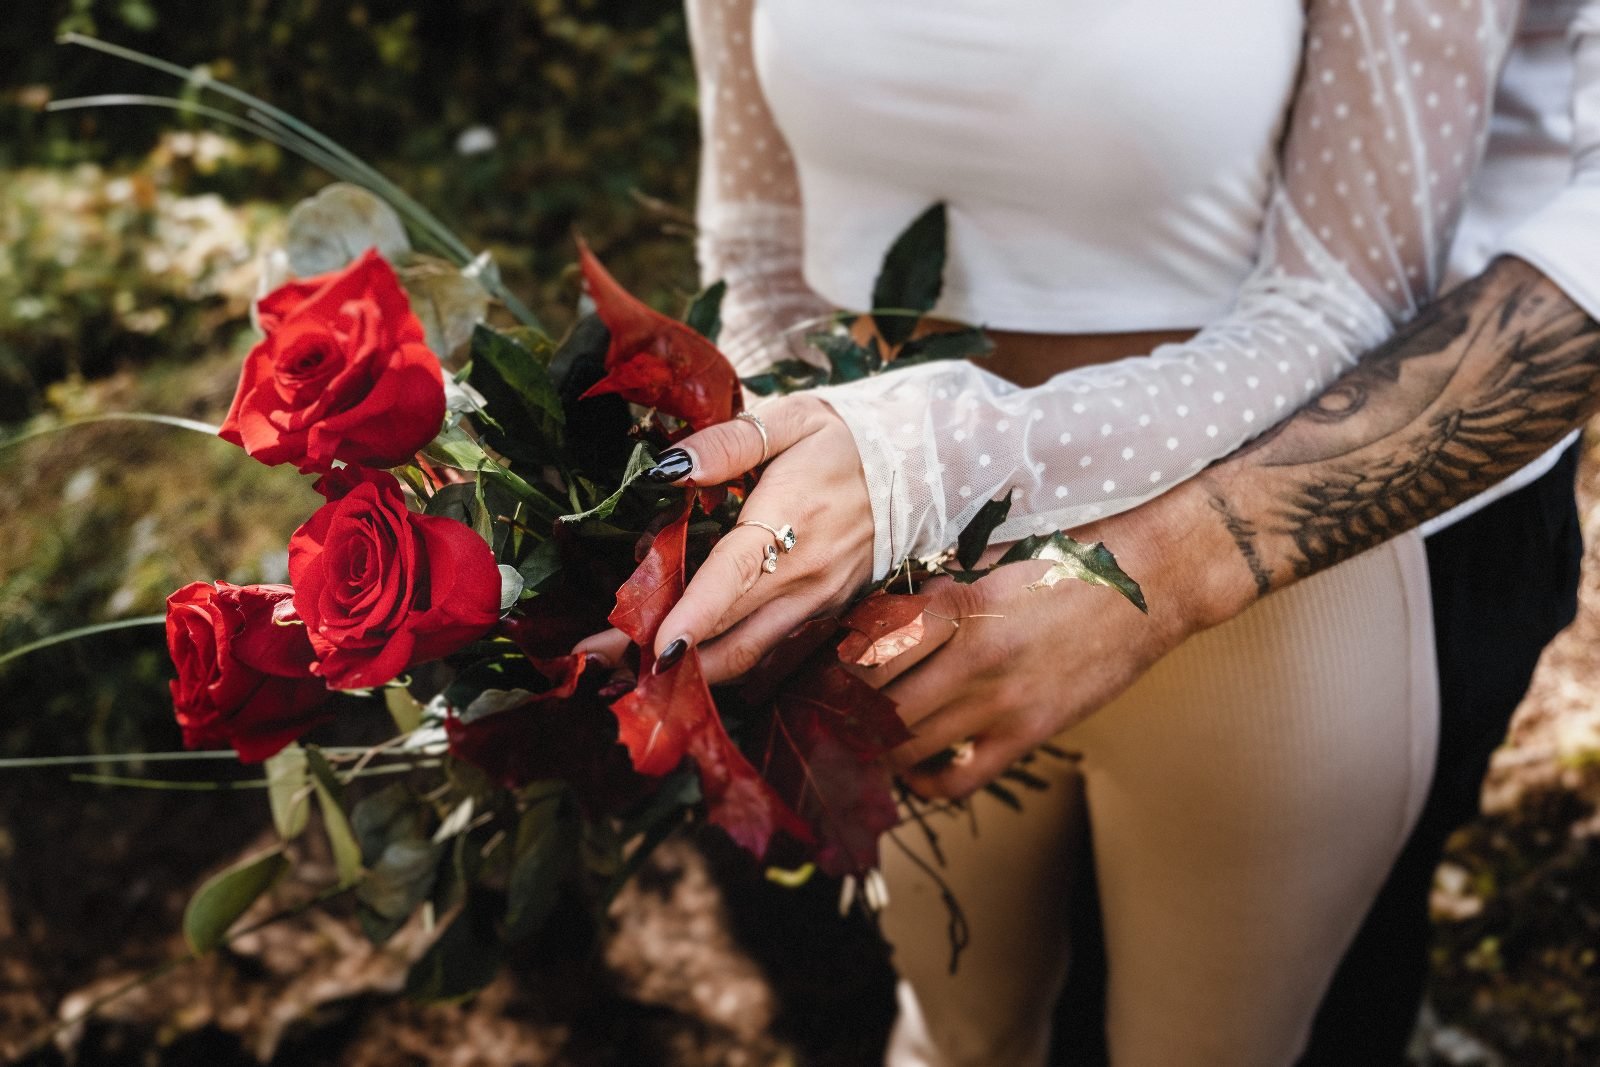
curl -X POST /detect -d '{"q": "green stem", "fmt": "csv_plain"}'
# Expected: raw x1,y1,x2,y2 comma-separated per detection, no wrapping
0,615,165,667
1,412,222,455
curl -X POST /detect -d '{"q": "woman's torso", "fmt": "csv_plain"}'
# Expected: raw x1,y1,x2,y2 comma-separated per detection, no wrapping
753,0,1305,357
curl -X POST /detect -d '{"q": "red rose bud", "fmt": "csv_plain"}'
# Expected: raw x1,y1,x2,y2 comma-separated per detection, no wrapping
288,468,501,690
221,248,446,472
165,581,332,762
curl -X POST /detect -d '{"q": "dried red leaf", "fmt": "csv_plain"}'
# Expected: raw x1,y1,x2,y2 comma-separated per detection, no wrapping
837,592,931,668
738,618,841,707
575,241,740,432
608,498,691,656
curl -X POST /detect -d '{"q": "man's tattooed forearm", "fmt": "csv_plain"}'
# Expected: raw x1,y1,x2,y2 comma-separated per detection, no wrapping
1208,494,1274,597
1204,258,1600,595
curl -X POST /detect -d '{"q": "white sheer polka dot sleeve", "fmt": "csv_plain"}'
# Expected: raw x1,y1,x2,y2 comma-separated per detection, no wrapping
687,0,833,376
799,0,1520,580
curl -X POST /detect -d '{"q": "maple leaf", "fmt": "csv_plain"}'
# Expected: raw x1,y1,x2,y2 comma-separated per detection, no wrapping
575,241,740,432
763,659,912,875
608,498,690,656
612,648,809,857
836,592,932,668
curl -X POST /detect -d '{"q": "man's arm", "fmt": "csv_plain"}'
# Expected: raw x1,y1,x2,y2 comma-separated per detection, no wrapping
1173,255,1600,630
892,254,1600,797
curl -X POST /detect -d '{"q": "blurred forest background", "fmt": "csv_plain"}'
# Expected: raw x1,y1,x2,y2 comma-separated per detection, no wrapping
1,2,1597,1065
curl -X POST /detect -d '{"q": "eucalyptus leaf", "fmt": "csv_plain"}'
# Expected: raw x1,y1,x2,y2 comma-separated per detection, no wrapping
684,279,727,343
182,848,288,954
871,202,947,347
306,746,363,887
955,493,1013,572
263,744,309,841
397,253,491,360
285,182,411,276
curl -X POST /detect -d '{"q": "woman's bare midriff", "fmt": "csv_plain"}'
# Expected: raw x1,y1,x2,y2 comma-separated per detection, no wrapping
982,327,1199,388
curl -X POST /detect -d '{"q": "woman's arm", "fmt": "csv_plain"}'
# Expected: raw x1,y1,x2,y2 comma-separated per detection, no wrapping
813,0,1522,579
686,0,833,375
627,0,1519,682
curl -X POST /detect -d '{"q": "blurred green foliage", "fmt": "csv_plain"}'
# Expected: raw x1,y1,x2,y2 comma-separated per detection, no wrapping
0,0,701,756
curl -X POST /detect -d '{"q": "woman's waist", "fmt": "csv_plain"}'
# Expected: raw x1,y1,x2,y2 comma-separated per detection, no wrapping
978,327,1197,388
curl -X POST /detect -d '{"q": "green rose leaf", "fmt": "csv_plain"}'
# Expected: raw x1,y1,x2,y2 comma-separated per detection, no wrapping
741,358,829,397
467,324,565,465
403,894,504,1002
871,202,947,347
504,799,574,942
892,326,995,368
1023,532,1148,613
183,847,289,955
955,492,1014,572
811,333,883,384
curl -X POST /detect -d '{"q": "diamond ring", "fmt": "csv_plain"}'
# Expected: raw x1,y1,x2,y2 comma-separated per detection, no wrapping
734,519,798,573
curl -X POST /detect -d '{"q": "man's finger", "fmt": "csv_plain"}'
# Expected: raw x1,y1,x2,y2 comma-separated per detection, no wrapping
901,730,1032,800
842,607,959,689
644,396,818,486
884,697,997,771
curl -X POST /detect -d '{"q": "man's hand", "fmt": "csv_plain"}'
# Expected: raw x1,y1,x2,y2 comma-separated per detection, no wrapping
872,495,1246,798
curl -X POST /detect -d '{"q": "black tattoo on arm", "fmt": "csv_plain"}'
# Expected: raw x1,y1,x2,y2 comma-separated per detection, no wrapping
1200,257,1600,595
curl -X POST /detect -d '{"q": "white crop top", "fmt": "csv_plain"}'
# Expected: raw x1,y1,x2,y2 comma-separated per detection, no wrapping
689,0,1520,580
756,0,1304,333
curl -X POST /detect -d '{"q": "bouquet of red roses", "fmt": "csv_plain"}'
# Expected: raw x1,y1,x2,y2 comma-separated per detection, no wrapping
18,37,1144,1001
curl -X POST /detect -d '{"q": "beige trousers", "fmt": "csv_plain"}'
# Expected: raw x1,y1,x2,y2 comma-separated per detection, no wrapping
882,531,1438,1067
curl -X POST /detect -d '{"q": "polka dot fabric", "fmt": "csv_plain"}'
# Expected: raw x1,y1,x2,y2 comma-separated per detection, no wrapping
690,0,1519,580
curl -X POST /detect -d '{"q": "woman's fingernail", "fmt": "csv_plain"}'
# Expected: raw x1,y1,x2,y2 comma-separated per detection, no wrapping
646,448,694,483
654,636,689,673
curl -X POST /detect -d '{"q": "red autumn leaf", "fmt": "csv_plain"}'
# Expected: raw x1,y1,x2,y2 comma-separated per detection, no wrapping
575,241,740,432
738,618,841,707
444,653,648,812
609,641,706,777
836,592,932,668
687,703,812,859
608,498,691,656
611,647,809,858
764,659,912,875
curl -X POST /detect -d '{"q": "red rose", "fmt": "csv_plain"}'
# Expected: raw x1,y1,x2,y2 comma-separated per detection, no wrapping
220,248,445,472
289,469,501,689
166,581,331,762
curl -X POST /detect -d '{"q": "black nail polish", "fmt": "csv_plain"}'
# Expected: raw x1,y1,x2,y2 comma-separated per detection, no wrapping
654,637,689,673
646,448,693,483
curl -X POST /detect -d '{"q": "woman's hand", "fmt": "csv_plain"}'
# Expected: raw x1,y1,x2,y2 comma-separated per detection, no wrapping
576,394,876,683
